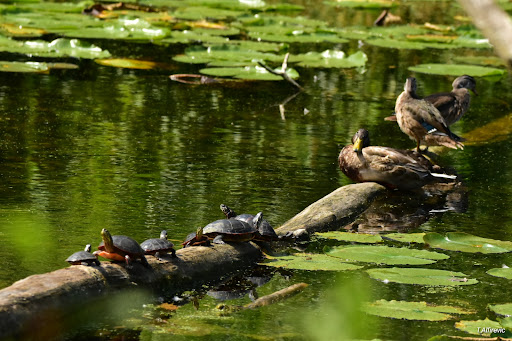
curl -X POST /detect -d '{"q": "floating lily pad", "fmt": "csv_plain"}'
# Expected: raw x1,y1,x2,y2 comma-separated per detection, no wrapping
262,253,362,271
487,267,512,279
248,31,348,43
315,231,382,243
489,303,512,316
172,6,244,21
327,245,448,265
173,44,284,65
453,55,507,68
362,300,472,321
160,30,230,44
0,37,111,59
0,23,47,37
423,232,512,254
95,58,162,69
383,233,426,244
291,50,367,68
0,61,48,73
324,0,396,8
409,63,506,78
366,267,478,286
455,318,503,336
465,113,512,145
199,65,299,80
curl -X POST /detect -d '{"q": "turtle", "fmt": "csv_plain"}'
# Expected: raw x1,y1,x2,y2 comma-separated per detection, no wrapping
66,244,100,266
141,230,177,259
182,226,211,248
93,228,150,268
220,204,279,242
203,212,262,244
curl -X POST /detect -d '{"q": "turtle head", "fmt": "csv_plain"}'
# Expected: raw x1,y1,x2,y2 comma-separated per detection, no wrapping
253,212,263,229
101,228,114,251
160,230,168,240
352,129,370,152
220,204,236,218
84,244,92,253
453,75,477,96
196,226,204,239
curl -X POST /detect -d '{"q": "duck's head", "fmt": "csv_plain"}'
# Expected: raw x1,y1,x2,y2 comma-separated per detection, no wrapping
453,75,478,96
404,77,417,95
352,129,370,152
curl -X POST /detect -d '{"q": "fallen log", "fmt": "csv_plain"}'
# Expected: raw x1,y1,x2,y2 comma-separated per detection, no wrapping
276,182,386,236
0,182,386,339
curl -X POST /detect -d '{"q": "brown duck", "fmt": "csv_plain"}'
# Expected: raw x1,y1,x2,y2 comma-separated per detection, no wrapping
338,129,456,190
385,75,477,126
394,77,464,152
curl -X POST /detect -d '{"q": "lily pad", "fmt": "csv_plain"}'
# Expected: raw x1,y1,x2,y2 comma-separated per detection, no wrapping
455,318,503,336
409,63,506,78
465,113,512,145
453,55,507,68
383,233,426,244
327,245,448,265
366,267,478,286
489,303,512,316
173,44,284,65
423,232,512,254
199,65,299,80
315,231,382,243
262,253,362,271
324,0,396,8
487,267,512,279
248,30,348,43
95,58,163,69
0,61,48,73
291,50,367,68
362,300,472,321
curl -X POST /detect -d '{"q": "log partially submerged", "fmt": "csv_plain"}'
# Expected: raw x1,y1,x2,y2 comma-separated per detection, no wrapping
0,183,385,339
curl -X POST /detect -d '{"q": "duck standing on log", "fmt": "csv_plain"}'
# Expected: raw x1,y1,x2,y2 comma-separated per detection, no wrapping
394,77,464,152
338,129,456,190
386,75,477,126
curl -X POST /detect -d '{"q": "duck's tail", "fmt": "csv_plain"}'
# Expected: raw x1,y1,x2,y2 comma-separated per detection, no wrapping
431,173,457,180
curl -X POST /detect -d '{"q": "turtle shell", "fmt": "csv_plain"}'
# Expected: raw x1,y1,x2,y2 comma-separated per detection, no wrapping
66,250,99,265
203,219,256,242
141,238,175,254
98,235,145,257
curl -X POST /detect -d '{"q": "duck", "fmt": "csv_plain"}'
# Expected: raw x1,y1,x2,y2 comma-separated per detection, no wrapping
394,77,464,152
338,129,456,190
385,75,477,126
424,75,477,126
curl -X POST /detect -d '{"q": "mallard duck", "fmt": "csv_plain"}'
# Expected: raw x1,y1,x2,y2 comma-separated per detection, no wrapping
395,77,464,152
424,75,477,126
338,129,456,190
385,75,477,126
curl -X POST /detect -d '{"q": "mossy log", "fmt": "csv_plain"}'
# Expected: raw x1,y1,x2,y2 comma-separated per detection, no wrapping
276,183,386,236
0,182,385,339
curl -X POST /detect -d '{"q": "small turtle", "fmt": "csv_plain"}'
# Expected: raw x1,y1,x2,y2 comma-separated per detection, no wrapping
220,204,279,242
182,226,210,248
94,228,150,268
66,244,100,266
203,212,261,244
141,230,177,259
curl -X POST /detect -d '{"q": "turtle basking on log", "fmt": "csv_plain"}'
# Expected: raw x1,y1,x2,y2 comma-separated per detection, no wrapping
141,230,177,260
220,204,279,241
94,228,150,268
66,244,100,266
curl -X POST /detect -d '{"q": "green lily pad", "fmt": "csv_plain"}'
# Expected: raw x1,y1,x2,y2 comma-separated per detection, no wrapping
199,65,299,80
172,6,244,21
262,253,362,271
172,44,284,65
248,31,348,43
487,267,512,279
423,232,512,253
160,30,229,44
95,58,164,69
315,231,382,243
327,245,448,265
324,0,396,8
362,300,472,321
0,61,48,73
489,303,512,316
291,50,367,68
0,37,111,59
409,63,506,78
455,318,503,336
453,55,506,68
383,233,426,244
366,267,478,286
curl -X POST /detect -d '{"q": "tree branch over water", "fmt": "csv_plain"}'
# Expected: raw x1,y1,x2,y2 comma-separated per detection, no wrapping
457,0,512,68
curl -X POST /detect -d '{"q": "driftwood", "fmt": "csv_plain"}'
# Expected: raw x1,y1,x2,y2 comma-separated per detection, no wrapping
0,182,385,339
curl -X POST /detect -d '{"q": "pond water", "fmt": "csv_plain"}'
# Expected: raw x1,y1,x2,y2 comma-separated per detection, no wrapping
1,0,512,339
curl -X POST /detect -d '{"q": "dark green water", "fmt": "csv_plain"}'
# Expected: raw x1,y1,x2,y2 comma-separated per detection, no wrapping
1,0,512,340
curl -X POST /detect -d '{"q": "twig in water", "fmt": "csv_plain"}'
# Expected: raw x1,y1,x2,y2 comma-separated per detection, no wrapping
258,53,304,91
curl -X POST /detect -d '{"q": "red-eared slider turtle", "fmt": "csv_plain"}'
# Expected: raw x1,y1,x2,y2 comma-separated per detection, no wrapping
220,204,279,242
141,230,177,259
66,244,100,266
93,228,150,268
203,213,261,244
182,226,210,248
